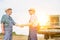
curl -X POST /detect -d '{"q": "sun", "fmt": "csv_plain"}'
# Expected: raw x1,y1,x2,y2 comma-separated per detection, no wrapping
37,13,50,27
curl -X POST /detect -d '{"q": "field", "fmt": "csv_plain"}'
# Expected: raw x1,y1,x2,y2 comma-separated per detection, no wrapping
0,35,55,40
0,33,59,40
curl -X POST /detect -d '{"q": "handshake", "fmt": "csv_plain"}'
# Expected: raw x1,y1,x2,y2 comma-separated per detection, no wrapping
15,23,32,28
15,24,28,28
19,24,25,27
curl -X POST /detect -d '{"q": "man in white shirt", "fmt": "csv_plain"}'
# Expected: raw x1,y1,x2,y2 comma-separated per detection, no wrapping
21,8,39,40
28,8,38,40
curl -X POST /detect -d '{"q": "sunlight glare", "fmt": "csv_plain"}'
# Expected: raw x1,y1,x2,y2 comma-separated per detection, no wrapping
37,13,49,26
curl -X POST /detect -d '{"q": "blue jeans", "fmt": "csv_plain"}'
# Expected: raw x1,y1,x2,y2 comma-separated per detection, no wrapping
4,29,12,40
28,27,37,40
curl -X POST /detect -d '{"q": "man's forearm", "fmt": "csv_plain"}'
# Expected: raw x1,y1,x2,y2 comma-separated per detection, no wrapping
15,24,21,26
2,26,4,31
1,23,5,31
14,23,31,27
19,23,32,26
14,22,33,27
1,23,5,34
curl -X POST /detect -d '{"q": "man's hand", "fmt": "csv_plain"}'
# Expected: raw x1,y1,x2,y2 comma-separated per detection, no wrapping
2,30,5,35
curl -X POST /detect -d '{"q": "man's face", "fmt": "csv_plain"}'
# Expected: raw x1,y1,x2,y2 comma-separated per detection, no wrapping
29,10,35,15
6,10,12,15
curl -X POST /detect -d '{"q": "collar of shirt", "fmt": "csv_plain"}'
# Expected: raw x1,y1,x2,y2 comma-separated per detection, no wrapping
6,14,11,18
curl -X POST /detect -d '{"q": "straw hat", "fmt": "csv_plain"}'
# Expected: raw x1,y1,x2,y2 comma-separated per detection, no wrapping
5,8,12,12
28,8,35,12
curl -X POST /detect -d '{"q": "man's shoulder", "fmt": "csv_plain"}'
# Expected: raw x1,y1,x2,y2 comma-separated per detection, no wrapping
2,14,6,16
2,14,7,18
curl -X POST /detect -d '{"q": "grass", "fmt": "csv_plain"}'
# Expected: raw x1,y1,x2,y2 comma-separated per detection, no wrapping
0,32,59,40
0,32,28,40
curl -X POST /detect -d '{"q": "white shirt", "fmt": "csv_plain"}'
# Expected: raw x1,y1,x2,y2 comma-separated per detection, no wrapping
29,14,38,27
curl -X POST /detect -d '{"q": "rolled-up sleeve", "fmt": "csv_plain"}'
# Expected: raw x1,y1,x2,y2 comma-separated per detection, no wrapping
1,15,5,24
13,20,16,25
12,19,16,25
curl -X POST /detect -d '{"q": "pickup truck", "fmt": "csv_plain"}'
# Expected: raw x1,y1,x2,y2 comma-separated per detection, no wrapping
38,15,60,40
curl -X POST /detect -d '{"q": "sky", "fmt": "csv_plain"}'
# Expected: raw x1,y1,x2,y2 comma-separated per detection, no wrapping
0,0,60,35
0,0,60,23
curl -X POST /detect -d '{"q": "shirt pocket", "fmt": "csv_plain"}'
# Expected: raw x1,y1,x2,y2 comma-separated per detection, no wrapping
5,19,10,27
5,19,10,24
